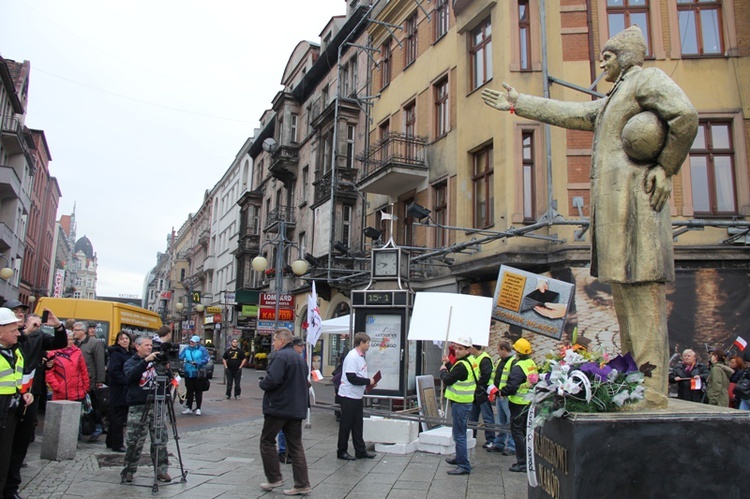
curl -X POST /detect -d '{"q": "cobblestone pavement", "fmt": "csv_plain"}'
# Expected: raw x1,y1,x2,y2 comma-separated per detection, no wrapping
20,367,529,498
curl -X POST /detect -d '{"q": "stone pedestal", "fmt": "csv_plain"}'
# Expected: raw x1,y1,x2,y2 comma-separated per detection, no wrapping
41,400,81,461
528,399,748,499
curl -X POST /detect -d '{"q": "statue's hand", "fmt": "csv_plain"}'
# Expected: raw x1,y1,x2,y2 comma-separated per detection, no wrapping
644,165,671,212
481,82,518,111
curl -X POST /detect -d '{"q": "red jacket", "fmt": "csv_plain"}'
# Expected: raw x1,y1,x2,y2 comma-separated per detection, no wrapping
45,345,90,401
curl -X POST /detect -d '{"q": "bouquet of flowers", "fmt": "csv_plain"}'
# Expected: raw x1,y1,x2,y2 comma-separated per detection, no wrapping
528,343,648,427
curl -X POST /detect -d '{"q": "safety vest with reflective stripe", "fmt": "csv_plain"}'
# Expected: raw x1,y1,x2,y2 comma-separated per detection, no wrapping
507,358,538,406
0,349,25,395
445,358,476,404
470,351,492,385
494,355,516,390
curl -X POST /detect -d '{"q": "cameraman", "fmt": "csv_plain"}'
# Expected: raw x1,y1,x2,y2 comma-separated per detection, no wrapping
120,336,172,484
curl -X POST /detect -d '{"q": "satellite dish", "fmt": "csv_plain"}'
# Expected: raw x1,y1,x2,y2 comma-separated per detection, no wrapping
262,138,279,153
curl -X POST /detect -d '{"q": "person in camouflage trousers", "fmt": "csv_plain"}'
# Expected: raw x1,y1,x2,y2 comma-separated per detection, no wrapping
120,336,171,484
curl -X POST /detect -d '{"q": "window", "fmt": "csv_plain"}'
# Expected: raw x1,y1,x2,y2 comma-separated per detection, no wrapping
689,120,736,215
379,120,391,161
381,39,392,88
434,0,450,41
434,182,448,247
349,57,358,96
346,125,356,169
402,197,415,246
434,78,449,138
677,0,722,56
404,101,416,159
342,205,353,247
404,13,418,68
291,114,299,143
301,166,309,204
322,85,329,107
341,63,350,97
522,131,536,221
519,0,532,69
306,105,312,134
321,131,333,173
607,0,651,57
470,18,493,90
298,232,307,257
472,145,494,228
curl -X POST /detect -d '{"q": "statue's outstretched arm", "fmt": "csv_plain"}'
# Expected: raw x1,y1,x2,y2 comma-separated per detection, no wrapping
482,82,601,131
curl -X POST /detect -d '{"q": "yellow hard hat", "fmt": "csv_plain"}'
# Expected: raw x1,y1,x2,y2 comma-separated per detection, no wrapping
513,338,532,355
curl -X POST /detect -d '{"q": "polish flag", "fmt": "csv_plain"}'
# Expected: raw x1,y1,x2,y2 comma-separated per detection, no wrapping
311,370,324,382
734,336,747,351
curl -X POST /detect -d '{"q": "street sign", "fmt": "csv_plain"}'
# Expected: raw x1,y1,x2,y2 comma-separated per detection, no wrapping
260,293,295,307
258,307,294,321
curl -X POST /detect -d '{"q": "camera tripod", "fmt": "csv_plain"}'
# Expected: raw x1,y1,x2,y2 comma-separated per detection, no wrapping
120,373,188,493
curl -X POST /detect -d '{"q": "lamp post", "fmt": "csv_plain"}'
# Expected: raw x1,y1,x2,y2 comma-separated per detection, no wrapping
251,220,309,333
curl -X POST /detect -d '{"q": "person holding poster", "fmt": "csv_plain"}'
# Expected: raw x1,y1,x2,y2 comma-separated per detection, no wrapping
337,333,377,461
440,336,476,476
500,338,538,473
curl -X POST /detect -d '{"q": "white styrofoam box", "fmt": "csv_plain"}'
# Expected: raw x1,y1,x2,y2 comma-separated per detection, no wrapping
418,426,454,445
363,417,420,445
417,442,456,455
374,440,420,455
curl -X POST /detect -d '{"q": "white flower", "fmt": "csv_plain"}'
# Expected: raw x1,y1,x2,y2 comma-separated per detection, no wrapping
561,377,582,395
606,369,620,382
612,391,630,407
630,385,645,400
625,372,644,384
563,349,585,365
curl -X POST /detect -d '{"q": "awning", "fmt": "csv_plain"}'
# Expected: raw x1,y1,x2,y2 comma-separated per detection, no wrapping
321,315,351,335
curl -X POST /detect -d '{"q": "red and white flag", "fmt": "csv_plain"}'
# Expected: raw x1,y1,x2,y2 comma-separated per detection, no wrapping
734,336,747,351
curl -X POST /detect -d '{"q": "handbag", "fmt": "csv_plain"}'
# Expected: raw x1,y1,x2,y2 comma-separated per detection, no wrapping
201,378,211,392
733,375,750,400
80,394,96,436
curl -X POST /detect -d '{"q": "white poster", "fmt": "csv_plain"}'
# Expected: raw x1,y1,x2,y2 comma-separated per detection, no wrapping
312,199,332,258
408,292,493,346
364,313,401,391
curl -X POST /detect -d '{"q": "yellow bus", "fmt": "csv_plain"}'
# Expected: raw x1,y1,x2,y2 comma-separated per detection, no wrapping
34,297,162,346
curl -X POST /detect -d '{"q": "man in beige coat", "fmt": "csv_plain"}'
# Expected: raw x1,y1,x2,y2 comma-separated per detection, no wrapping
482,26,698,408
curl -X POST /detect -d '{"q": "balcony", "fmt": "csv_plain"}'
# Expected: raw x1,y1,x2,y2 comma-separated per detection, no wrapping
268,145,299,187
1,115,26,155
356,133,428,196
264,205,296,233
238,226,261,255
203,255,216,272
313,167,359,207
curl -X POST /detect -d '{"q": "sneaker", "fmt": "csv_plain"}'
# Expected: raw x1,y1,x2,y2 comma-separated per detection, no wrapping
235,396,241,400
481,441,493,449
509,463,527,472
157,473,172,482
195,409,202,416
502,448,515,456
260,480,284,491
181,408,192,415
283,486,311,495
485,442,500,452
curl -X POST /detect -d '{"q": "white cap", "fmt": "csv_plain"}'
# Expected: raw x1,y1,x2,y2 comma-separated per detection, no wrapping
0,308,19,325
452,336,472,347
190,335,201,343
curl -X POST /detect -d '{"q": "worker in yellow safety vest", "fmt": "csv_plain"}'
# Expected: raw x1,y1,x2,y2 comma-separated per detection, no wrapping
486,340,516,455
499,338,538,473
468,344,495,446
0,307,33,493
440,336,476,476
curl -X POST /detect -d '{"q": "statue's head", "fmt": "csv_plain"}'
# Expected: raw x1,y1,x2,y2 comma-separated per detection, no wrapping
601,26,647,77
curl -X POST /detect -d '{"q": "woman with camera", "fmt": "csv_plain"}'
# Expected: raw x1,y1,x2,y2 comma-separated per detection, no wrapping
105,331,133,452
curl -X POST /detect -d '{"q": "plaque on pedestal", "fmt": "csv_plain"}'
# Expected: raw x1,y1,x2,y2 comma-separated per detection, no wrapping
529,399,748,498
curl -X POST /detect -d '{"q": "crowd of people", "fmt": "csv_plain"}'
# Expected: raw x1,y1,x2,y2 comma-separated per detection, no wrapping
669,347,750,409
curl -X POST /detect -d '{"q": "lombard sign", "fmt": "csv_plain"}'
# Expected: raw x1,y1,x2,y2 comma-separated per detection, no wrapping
260,293,295,308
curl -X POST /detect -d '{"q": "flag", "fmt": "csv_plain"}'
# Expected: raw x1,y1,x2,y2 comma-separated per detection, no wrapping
307,281,322,346
311,370,324,382
734,336,747,351
379,210,397,221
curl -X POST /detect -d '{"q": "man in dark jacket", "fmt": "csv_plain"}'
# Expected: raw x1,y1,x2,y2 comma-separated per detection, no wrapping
3,303,67,499
258,328,310,496
120,337,172,484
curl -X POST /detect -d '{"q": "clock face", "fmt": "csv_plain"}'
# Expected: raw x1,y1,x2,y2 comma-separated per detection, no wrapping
373,250,398,277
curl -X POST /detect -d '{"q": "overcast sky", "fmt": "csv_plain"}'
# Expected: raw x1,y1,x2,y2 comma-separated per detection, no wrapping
1,0,346,298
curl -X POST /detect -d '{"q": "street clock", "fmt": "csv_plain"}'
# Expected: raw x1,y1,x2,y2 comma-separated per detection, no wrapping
372,247,409,280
